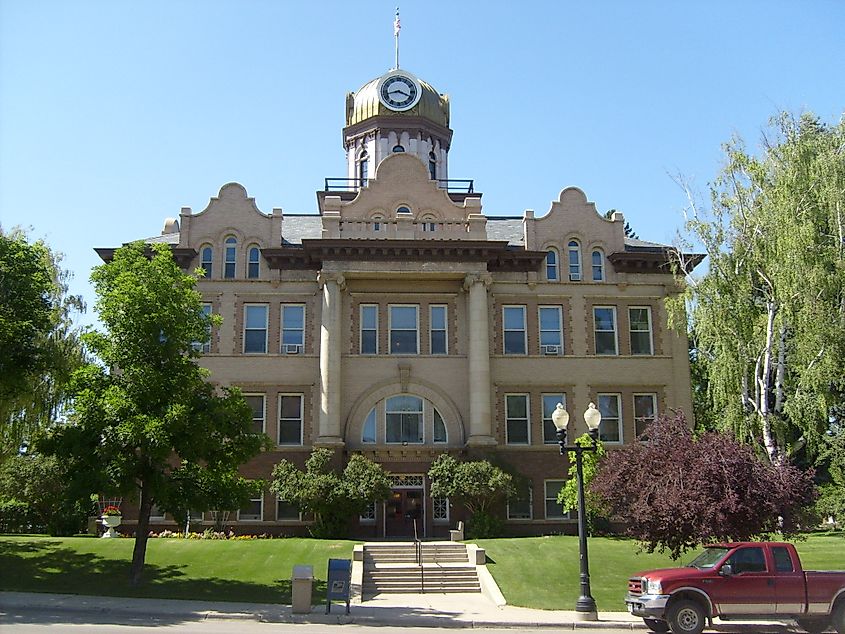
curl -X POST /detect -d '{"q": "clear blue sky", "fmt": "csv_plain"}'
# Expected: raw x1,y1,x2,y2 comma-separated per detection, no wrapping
1,1,842,328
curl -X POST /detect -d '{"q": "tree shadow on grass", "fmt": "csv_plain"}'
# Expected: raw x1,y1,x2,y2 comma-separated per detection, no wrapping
0,539,329,605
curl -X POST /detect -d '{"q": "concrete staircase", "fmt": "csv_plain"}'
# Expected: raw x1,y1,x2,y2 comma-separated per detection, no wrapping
362,542,481,596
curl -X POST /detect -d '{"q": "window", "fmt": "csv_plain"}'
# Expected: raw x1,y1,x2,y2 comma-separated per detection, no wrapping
544,480,567,519
358,151,369,187
385,395,423,443
505,394,530,445
508,486,533,520
772,546,794,572
593,306,618,355
396,205,411,214
360,305,378,354
728,547,767,574
281,304,305,352
372,215,383,232
359,502,376,523
503,305,527,354
542,394,566,444
539,306,563,353
200,246,213,278
421,217,436,232
247,246,260,279
392,145,405,153
149,505,166,521
568,240,582,281
243,304,268,353
277,498,301,522
193,303,212,353
634,393,656,438
244,394,265,434
389,305,418,354
433,497,449,523
224,236,237,279
433,408,447,443
239,496,263,521
362,407,376,443
430,305,447,354
629,307,653,355
428,152,437,180
545,249,559,281
598,393,622,443
592,249,605,281
278,394,303,445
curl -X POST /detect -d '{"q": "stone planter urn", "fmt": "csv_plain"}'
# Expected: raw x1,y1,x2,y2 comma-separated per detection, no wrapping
101,514,122,538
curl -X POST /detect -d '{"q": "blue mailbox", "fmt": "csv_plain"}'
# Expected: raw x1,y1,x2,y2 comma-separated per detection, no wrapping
325,558,352,614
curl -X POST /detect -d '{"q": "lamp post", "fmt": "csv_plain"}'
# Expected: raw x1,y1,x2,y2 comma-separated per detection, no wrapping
552,402,602,621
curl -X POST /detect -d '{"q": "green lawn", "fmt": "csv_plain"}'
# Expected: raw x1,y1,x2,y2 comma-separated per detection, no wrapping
0,535,357,604
2,533,843,610
476,532,845,611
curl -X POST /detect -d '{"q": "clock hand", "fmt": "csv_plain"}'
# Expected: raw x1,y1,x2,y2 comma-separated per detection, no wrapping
389,88,410,98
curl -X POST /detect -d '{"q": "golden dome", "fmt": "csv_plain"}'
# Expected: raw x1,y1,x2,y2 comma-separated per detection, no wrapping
345,71,450,129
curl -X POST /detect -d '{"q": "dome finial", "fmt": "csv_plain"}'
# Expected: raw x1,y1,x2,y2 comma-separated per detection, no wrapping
393,7,401,70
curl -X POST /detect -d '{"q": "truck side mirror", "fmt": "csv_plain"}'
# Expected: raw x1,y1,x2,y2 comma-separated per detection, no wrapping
719,564,733,577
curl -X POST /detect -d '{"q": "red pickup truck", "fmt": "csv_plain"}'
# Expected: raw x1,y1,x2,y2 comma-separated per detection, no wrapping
625,541,845,634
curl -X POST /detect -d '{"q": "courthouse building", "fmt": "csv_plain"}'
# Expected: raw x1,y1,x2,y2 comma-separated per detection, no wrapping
99,66,699,538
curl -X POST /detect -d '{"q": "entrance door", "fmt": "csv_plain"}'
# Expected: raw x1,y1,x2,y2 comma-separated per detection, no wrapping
385,489,423,537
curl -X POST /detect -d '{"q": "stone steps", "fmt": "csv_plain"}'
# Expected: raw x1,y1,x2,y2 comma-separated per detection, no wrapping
362,542,481,595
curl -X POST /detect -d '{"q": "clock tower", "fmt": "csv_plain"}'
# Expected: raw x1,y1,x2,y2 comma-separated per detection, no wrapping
343,68,452,187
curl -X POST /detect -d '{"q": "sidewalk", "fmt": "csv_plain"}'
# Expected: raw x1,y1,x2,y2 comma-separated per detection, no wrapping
1,590,646,629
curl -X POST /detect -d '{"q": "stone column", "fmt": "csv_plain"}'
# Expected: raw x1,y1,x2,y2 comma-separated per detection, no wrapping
317,271,345,446
464,273,496,446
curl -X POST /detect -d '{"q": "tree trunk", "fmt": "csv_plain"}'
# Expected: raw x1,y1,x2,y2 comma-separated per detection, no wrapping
760,301,781,465
129,479,152,587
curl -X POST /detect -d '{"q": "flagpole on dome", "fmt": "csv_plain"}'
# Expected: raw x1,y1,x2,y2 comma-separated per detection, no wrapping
394,7,401,70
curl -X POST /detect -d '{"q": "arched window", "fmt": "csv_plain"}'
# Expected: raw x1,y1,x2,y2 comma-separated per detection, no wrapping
433,409,447,443
358,151,369,187
392,144,405,153
200,245,213,278
396,205,411,215
428,151,437,180
362,408,376,444
545,249,559,281
372,214,383,231
421,215,436,232
386,395,423,443
592,249,604,282
247,246,260,279
568,240,582,281
224,236,237,279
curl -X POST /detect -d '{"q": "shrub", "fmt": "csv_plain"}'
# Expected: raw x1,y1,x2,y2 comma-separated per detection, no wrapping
0,499,32,533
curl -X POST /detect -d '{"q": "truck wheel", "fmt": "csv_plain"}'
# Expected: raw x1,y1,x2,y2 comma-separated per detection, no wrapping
666,599,706,634
832,601,845,634
643,618,670,633
797,617,831,634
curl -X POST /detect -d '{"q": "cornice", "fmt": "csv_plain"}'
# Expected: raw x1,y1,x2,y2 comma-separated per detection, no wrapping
608,249,704,274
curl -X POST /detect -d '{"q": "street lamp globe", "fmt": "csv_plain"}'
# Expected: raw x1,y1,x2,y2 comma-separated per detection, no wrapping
551,402,570,432
583,402,602,438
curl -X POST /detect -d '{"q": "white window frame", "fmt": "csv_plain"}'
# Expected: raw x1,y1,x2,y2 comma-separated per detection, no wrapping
193,303,212,353
389,304,419,355
360,304,379,354
238,496,263,522
433,407,448,444
538,305,563,354
593,306,619,355
200,245,213,278
505,393,530,445
276,496,302,522
545,249,559,281
592,249,605,282
362,407,377,444
542,393,566,445
224,236,237,279
507,486,533,520
243,304,268,354
629,306,654,355
247,245,261,279
385,394,424,444
280,303,306,352
432,497,450,524
149,504,166,521
544,480,568,520
278,393,304,446
634,393,657,439
503,305,527,355
597,393,623,444
568,240,582,281
243,393,266,434
429,304,448,355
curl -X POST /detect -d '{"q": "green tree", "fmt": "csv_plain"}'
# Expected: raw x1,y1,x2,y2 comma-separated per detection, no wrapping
0,229,86,460
270,448,391,538
671,113,845,464
39,242,268,586
427,454,514,538
556,433,607,535
815,426,845,525
0,453,92,535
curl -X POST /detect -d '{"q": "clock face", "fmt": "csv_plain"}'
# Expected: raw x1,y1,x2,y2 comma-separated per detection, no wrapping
377,72,421,112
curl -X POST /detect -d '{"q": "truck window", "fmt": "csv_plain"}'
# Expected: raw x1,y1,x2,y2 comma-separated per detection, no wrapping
728,547,767,573
772,546,794,572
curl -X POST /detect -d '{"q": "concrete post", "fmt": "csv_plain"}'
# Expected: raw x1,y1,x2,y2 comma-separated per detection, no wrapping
317,271,345,446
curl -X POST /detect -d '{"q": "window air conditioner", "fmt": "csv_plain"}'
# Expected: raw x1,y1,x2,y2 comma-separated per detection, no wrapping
283,344,302,354
541,345,561,355
569,273,581,281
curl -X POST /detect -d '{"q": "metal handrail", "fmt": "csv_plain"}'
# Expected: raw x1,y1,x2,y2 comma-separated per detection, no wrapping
413,519,424,593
